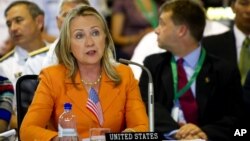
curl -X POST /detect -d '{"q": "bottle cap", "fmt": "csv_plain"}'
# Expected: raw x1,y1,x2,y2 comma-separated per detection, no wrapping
64,103,72,110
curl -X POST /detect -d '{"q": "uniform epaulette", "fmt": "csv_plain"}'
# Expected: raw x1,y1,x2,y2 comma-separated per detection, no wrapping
0,49,14,62
29,46,49,57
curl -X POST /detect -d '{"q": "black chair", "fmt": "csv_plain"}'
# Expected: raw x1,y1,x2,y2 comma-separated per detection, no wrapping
15,75,39,138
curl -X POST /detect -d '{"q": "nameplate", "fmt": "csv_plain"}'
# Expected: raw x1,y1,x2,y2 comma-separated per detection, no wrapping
106,132,166,141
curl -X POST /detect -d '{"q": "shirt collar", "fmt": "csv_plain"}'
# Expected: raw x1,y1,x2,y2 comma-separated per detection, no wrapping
174,45,201,69
234,25,249,48
14,40,48,62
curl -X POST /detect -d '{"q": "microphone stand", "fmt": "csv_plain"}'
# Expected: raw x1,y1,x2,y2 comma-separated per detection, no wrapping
119,59,154,132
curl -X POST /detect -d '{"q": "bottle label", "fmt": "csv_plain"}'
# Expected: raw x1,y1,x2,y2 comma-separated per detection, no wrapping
58,125,77,137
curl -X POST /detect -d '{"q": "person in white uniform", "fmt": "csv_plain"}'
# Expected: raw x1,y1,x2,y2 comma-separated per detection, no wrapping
0,1,49,129
0,1,48,84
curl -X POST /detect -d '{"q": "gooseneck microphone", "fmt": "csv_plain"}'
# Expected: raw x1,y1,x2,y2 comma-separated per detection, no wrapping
119,58,154,132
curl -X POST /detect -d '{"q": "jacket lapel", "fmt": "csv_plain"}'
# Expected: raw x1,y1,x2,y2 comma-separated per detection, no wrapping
196,55,215,118
161,59,175,107
99,71,120,112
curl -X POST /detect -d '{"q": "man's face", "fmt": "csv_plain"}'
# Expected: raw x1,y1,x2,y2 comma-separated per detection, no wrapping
155,11,180,52
6,4,42,47
232,0,250,34
56,2,79,30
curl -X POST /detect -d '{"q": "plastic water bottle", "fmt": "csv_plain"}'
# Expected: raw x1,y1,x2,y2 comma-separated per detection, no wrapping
58,103,78,141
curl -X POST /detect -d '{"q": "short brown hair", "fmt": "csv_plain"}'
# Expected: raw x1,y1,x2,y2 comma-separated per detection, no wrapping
160,0,206,41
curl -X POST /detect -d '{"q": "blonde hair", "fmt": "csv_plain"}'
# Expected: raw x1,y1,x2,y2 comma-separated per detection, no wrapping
55,5,121,85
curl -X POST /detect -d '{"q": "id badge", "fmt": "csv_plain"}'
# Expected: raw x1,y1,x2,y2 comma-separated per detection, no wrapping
171,106,179,122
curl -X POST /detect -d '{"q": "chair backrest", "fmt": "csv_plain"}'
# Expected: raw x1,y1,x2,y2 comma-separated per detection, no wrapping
15,75,39,135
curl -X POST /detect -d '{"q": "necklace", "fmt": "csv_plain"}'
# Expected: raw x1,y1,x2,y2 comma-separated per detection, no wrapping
81,75,102,86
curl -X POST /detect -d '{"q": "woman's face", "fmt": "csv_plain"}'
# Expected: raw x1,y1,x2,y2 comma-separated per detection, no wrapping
70,15,106,66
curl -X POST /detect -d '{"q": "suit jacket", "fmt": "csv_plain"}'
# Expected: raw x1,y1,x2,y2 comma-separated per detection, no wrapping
244,71,250,111
139,50,244,140
202,30,238,68
243,71,250,136
20,64,148,141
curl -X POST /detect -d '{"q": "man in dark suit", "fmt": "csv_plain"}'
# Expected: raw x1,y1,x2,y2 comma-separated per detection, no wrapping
202,0,250,84
139,0,244,140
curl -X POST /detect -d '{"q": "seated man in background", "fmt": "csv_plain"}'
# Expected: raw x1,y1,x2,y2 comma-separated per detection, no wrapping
0,0,49,130
130,0,230,80
0,76,14,133
139,0,244,140
0,0,49,83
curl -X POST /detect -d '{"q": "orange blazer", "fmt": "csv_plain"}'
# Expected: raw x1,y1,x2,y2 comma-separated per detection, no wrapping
20,64,149,141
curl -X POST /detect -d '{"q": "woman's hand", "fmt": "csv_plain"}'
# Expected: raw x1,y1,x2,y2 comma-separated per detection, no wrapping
51,136,59,141
122,128,136,132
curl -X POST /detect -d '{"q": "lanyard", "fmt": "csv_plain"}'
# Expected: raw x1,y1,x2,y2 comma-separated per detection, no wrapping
136,0,158,28
171,48,206,100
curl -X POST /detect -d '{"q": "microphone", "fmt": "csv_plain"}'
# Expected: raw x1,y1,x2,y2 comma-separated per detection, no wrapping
119,58,154,132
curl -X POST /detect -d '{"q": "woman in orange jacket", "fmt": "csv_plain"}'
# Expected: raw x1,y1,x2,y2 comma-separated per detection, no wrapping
20,5,148,141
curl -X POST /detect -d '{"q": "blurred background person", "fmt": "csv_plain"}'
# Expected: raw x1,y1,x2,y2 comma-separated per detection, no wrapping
0,1,50,130
0,0,56,56
0,76,14,133
20,5,148,140
0,1,49,84
203,0,250,84
23,4,58,74
111,0,164,60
